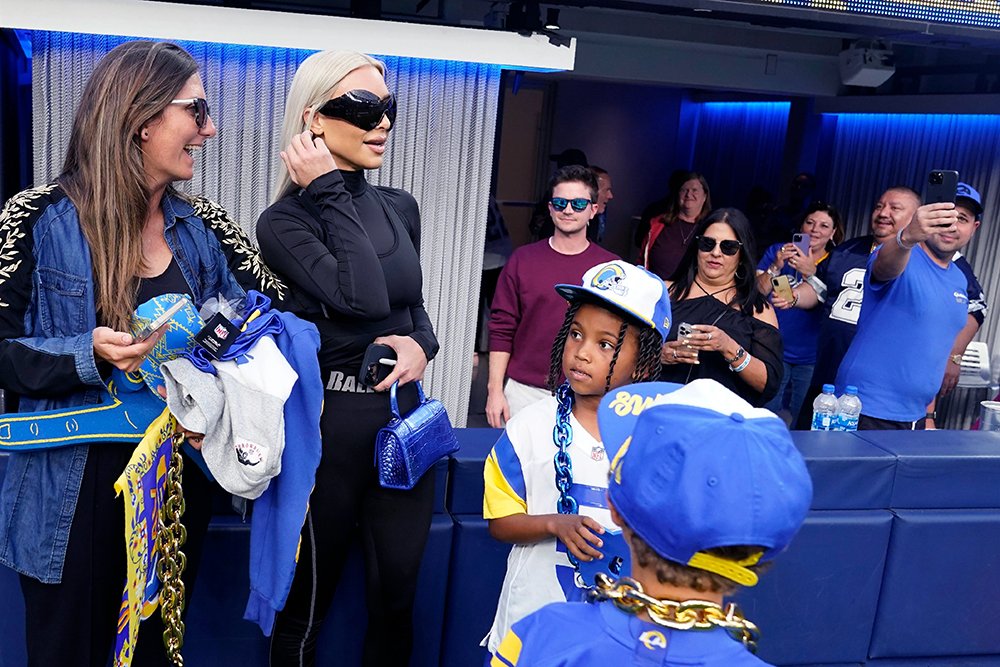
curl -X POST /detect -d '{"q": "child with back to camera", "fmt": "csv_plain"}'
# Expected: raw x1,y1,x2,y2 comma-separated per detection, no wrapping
492,378,814,667
482,260,671,657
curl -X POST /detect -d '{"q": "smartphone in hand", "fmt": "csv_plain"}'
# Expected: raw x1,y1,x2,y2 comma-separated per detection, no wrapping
926,170,959,206
771,275,795,302
134,298,188,342
792,233,810,257
359,343,397,387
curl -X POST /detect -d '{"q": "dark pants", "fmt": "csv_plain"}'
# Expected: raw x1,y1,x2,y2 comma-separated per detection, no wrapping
270,383,436,667
20,441,215,667
794,384,823,430
858,414,927,430
475,267,504,353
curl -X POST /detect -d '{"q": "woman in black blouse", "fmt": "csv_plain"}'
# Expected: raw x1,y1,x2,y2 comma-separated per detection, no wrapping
659,208,783,407
255,51,438,667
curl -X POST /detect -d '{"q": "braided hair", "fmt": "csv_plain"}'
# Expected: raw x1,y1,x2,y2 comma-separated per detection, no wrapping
547,300,664,394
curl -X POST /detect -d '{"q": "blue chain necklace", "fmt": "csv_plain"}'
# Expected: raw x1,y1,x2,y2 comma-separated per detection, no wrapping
552,381,579,565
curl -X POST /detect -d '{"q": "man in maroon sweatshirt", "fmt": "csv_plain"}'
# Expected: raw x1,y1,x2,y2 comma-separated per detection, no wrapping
486,165,619,427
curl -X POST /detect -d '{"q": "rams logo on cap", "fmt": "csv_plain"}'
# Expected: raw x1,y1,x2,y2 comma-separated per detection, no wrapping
591,263,628,297
639,630,667,650
957,183,971,196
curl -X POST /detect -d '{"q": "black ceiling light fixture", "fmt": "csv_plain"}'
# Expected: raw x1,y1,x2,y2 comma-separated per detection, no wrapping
544,8,560,29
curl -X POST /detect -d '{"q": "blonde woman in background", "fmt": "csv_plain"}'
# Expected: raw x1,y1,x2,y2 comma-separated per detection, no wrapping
255,51,439,666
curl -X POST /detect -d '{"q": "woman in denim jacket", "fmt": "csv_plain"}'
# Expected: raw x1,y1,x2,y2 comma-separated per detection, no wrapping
0,40,284,666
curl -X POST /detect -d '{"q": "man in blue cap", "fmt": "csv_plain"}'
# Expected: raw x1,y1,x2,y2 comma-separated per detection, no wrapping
836,183,984,429
491,379,813,667
934,183,988,408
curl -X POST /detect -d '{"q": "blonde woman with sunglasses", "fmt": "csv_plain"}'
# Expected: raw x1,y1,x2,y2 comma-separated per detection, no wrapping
255,51,438,667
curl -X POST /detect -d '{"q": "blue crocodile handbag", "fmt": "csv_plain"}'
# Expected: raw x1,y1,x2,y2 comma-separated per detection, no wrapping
375,381,460,490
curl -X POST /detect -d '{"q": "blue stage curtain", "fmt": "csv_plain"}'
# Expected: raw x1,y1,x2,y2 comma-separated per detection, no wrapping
691,101,791,211
823,112,1000,428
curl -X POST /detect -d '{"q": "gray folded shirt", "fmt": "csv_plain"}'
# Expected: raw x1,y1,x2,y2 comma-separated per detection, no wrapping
161,357,285,500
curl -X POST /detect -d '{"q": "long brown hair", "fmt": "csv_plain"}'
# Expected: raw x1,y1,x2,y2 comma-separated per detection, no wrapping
59,40,198,332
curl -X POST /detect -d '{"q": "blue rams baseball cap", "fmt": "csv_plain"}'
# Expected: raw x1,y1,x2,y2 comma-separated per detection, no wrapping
956,182,983,218
132,294,205,399
555,260,672,343
600,379,813,586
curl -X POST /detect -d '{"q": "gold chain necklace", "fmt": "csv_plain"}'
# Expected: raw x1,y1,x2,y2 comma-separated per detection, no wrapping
588,574,760,653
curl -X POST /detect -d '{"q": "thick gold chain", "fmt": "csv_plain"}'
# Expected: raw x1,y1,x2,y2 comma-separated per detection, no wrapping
156,433,188,666
590,574,760,653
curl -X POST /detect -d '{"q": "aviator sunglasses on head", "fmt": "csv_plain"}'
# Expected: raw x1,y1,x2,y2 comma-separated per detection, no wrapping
696,235,742,256
316,89,397,131
550,197,594,212
171,98,210,129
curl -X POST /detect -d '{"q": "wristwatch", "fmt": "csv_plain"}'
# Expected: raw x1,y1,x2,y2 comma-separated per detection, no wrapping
949,354,964,366
723,346,746,365
925,412,937,421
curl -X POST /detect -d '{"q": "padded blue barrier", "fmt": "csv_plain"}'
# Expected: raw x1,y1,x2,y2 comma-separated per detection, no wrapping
868,509,1000,659
184,516,270,665
321,513,454,667
792,432,897,510
186,513,454,666
735,510,893,666
853,431,1000,509
448,428,503,515
440,515,511,667
867,659,1000,666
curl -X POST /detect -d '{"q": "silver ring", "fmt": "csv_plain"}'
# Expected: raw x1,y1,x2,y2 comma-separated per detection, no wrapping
672,349,678,359
707,333,712,341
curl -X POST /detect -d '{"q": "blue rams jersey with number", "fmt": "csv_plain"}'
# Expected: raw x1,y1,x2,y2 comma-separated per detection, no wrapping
810,235,987,387
492,601,769,667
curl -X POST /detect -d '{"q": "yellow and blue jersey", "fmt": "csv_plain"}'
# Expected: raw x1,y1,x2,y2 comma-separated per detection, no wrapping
482,396,616,654
494,601,770,667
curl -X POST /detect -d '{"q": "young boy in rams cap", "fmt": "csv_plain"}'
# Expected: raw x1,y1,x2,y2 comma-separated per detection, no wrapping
491,378,813,667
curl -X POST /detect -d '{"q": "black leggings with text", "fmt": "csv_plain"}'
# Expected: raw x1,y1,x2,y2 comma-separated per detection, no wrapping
269,381,436,667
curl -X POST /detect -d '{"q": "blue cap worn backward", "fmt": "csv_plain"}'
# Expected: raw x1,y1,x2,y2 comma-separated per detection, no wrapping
555,261,672,343
956,182,983,218
601,378,813,587
132,294,205,399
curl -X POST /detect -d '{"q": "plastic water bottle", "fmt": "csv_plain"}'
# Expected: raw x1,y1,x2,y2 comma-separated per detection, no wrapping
835,385,862,432
811,384,838,431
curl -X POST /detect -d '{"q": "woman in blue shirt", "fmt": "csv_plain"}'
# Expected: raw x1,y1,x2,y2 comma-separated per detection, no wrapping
756,201,844,422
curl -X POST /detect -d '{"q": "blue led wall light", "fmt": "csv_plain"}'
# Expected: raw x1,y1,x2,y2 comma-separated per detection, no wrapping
757,0,1000,30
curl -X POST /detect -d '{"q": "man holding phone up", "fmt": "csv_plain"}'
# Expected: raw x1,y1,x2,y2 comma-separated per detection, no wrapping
788,186,987,429
833,183,981,429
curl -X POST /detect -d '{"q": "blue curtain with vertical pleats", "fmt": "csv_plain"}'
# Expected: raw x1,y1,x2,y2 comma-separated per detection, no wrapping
691,101,791,211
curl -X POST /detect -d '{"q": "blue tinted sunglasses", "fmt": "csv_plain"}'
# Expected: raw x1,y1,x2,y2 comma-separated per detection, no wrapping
550,197,593,212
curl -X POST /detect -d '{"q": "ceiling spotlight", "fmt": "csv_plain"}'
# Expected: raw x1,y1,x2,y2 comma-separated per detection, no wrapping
545,8,561,30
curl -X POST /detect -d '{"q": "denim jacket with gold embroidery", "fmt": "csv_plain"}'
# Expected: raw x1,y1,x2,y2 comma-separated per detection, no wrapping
0,184,284,583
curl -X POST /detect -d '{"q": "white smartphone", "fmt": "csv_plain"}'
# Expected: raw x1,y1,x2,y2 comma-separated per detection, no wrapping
134,298,188,342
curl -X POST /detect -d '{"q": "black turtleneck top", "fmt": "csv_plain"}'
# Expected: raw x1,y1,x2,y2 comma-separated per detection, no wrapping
255,169,438,372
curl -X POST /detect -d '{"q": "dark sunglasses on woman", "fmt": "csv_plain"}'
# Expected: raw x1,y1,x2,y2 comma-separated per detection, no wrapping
316,89,397,131
696,235,742,256
550,197,593,212
171,97,210,129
